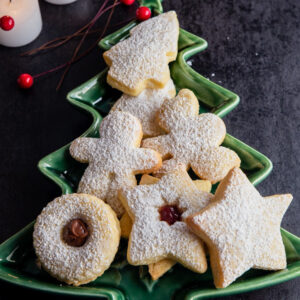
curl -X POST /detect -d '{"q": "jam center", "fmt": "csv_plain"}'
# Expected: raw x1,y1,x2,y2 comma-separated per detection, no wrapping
63,219,89,247
159,205,182,225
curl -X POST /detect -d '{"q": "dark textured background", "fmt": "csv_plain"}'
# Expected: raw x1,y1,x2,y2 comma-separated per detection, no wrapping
0,0,299,299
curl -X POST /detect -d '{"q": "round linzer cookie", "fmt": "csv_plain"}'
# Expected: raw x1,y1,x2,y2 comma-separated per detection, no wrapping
111,79,176,137
142,89,241,183
103,11,179,96
69,111,162,217
186,167,293,288
33,194,121,286
118,169,214,274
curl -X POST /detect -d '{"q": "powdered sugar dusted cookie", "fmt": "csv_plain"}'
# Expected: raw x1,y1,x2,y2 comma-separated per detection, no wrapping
70,111,162,217
120,174,175,280
186,167,293,288
143,89,241,183
33,194,121,286
119,173,212,280
103,11,179,96
120,174,212,239
118,169,214,273
111,79,176,137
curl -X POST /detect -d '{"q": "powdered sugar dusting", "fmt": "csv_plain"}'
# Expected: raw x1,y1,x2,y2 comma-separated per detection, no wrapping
119,170,213,273
33,194,120,286
189,168,293,288
104,11,179,95
142,89,241,183
69,111,162,217
111,79,176,137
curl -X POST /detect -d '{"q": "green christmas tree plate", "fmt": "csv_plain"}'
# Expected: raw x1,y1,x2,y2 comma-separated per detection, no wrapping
0,0,299,299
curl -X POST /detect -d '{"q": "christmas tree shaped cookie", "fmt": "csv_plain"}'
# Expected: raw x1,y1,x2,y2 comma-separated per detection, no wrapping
143,89,241,183
103,11,179,96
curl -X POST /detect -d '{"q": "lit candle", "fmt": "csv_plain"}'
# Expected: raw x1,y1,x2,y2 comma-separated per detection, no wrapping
45,0,77,4
0,0,42,48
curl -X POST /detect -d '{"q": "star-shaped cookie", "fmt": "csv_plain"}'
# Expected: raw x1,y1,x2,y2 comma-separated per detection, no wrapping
186,167,293,288
142,89,241,183
111,79,176,137
103,11,179,96
118,169,214,273
70,111,162,217
119,173,212,280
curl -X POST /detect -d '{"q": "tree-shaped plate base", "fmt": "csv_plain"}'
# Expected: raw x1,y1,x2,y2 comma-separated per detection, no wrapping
0,1,299,299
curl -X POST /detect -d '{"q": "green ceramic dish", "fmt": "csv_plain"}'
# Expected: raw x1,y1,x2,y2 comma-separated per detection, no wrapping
0,0,299,299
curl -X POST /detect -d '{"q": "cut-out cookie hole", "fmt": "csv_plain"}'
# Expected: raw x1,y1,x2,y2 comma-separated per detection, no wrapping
158,204,182,225
62,219,89,247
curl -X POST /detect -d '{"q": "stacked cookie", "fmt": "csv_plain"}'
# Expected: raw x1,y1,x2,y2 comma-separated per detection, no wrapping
33,11,293,289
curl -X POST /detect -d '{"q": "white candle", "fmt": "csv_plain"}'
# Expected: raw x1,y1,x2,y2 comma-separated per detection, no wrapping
45,0,78,4
0,0,42,48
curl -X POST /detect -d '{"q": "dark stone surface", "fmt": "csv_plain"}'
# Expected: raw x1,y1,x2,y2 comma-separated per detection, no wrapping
0,0,299,299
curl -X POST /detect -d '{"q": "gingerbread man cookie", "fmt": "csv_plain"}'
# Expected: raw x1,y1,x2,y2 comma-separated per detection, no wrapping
70,111,162,217
103,11,179,96
111,79,176,137
118,169,214,273
186,167,293,288
143,89,241,183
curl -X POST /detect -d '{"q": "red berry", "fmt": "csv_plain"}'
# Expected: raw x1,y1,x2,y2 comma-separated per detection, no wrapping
120,0,135,5
17,74,34,89
159,205,182,226
136,6,151,21
0,16,14,31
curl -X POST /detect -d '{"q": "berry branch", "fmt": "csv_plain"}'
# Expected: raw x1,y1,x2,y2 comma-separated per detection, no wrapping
17,0,152,90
